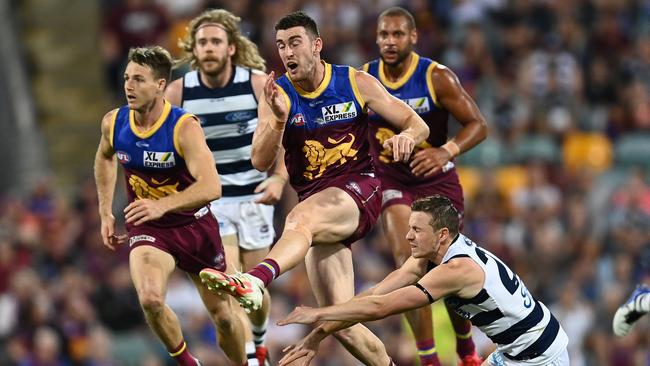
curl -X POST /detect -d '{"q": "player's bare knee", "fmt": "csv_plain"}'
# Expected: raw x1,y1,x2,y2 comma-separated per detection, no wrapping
283,215,314,243
139,293,165,315
333,327,379,352
207,302,236,330
214,314,236,332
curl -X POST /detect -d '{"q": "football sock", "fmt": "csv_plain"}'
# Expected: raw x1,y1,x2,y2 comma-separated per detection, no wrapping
416,338,441,366
252,318,268,346
245,342,259,366
248,259,280,287
169,340,199,366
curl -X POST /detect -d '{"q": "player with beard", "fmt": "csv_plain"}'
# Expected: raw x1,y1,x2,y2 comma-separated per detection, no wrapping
199,11,430,366
360,7,487,366
94,46,248,366
165,9,284,366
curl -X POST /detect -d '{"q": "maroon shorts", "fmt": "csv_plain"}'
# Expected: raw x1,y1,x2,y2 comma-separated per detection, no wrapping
128,210,225,274
380,168,465,217
323,173,382,246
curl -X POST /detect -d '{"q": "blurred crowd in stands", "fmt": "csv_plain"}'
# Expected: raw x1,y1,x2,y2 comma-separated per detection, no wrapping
2,0,650,365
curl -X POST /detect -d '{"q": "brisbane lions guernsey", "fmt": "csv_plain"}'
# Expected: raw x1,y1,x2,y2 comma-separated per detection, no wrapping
275,62,373,199
363,53,452,183
111,100,204,229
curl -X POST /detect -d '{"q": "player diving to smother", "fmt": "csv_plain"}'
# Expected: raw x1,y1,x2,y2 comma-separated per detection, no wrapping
279,195,570,366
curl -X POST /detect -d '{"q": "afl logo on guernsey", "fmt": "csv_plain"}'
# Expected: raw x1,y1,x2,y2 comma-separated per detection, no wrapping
116,151,131,163
290,113,305,126
322,101,357,122
143,151,176,168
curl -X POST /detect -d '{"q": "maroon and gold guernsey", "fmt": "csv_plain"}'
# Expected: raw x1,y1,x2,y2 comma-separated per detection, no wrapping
275,62,374,200
110,100,205,229
363,53,452,184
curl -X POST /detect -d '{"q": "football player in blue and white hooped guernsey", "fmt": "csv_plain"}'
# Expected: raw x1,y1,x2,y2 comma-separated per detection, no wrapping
278,194,569,366
165,9,286,366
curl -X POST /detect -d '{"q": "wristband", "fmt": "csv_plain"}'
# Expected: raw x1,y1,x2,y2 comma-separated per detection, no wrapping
441,140,460,158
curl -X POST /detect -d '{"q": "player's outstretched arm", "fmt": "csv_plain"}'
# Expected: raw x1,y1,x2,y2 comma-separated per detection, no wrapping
124,116,221,225
277,257,429,365
94,109,126,250
280,258,480,325
354,69,429,163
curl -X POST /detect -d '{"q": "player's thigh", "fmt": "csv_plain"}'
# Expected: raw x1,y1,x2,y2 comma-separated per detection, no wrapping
380,204,412,265
304,243,355,305
222,234,240,274
241,247,270,271
129,245,176,297
288,187,360,244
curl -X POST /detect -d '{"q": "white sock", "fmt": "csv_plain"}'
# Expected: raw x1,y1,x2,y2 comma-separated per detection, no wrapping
246,342,259,366
252,318,269,346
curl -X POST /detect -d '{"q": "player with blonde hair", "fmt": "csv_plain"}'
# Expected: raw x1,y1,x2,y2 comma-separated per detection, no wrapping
166,9,285,365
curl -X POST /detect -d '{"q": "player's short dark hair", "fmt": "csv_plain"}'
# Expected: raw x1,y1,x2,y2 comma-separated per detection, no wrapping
275,11,320,38
378,7,416,30
127,46,173,84
411,194,460,236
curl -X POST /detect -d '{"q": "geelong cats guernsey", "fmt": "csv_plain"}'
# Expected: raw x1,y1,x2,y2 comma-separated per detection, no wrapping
181,66,265,199
438,234,568,363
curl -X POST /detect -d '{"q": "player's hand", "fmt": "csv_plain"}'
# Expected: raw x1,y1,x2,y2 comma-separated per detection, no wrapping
100,214,127,250
254,175,285,205
124,199,166,226
278,327,324,366
264,71,289,123
410,147,453,177
383,134,416,163
277,306,320,325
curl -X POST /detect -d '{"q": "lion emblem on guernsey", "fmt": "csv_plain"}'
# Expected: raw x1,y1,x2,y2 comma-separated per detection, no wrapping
129,174,179,199
375,127,432,163
303,133,358,180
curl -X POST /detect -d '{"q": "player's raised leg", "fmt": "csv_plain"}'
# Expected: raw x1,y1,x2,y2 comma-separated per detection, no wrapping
201,186,364,311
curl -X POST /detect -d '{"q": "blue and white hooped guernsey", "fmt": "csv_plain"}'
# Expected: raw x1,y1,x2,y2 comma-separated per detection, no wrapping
181,66,265,201
438,234,569,365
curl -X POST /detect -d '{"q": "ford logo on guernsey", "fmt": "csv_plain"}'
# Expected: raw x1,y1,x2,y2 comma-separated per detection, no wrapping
116,151,130,163
225,110,255,122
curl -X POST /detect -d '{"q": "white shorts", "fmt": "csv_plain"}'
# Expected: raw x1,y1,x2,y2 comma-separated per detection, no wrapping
487,348,569,366
210,197,275,250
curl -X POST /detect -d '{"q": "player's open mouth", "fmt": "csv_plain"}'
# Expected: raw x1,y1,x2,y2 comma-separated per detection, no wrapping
127,94,136,101
287,61,298,70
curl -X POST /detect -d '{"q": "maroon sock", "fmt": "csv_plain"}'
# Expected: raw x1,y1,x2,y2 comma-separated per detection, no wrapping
169,341,198,366
416,338,441,366
248,259,280,287
452,318,476,357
